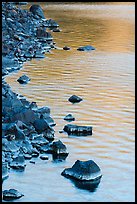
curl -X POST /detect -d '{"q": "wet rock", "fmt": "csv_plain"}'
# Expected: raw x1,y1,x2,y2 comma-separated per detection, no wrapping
68,95,83,103
64,114,75,122
77,45,95,51
17,74,30,84
29,4,45,19
61,160,102,182
3,189,24,201
2,162,9,182
63,124,92,136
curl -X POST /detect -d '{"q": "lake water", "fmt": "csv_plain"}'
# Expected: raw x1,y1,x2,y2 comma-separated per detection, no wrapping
3,2,135,202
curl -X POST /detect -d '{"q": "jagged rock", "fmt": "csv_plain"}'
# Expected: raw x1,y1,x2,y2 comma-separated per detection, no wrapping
2,189,24,201
61,160,102,182
68,95,83,103
77,45,95,51
63,124,92,136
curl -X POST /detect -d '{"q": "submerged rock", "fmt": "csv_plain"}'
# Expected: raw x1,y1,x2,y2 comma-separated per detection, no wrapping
17,74,30,84
77,45,95,51
61,160,102,181
68,95,83,103
2,189,24,201
63,124,92,136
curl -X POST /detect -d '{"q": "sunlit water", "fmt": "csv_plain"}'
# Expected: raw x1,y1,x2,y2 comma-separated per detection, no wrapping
3,2,135,202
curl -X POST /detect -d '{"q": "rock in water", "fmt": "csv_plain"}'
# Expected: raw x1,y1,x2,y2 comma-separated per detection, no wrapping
3,189,24,201
17,75,30,84
63,124,92,136
64,114,75,122
61,160,102,181
77,45,95,51
68,95,83,103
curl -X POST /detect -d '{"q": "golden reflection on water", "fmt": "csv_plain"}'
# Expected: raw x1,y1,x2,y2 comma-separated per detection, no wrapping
5,2,135,202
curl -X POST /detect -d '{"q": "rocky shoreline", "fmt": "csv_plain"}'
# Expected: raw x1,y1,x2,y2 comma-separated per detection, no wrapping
2,0,66,185
2,2,101,201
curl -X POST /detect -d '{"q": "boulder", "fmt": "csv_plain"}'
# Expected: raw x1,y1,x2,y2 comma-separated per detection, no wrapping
63,124,92,136
61,160,102,181
68,95,82,103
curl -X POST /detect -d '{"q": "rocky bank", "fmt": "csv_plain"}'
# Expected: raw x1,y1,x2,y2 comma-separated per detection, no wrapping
2,2,67,183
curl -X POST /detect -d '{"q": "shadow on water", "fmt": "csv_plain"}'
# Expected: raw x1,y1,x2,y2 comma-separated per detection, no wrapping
66,176,102,192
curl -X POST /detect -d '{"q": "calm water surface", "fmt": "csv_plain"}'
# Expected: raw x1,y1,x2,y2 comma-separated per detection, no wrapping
3,2,135,202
